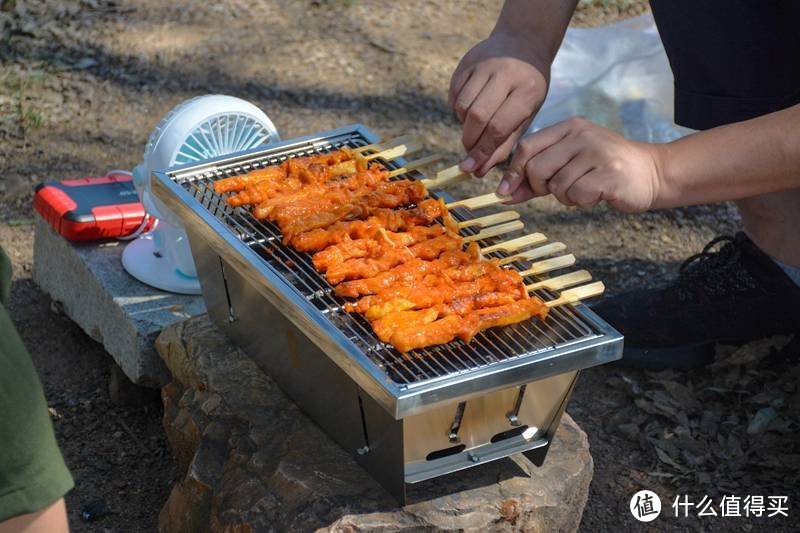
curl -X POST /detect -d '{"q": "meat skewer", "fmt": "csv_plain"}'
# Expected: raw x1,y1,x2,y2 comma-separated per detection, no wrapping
314,219,523,275
276,163,471,239
325,233,464,284
216,137,430,197
263,162,465,240
372,288,538,345
228,164,386,207
250,168,396,216
298,206,522,259
383,297,549,353
334,246,484,298
378,282,605,353
229,154,446,208
312,225,446,272
273,180,428,236
213,165,289,195
335,250,576,299
278,180,429,240
213,149,356,194
345,268,527,320
289,199,447,252
321,222,523,285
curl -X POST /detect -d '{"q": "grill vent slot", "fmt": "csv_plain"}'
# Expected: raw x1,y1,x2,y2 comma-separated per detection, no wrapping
491,425,530,443
426,444,466,462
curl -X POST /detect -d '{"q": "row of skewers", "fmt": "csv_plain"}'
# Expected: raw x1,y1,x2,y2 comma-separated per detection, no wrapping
211,136,604,353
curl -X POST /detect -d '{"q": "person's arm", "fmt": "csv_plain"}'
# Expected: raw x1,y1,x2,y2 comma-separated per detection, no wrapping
496,103,800,213
448,0,578,177
652,103,800,208
0,499,69,533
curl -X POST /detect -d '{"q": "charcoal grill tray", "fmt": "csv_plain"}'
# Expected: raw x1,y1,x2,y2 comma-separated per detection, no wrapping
152,124,623,418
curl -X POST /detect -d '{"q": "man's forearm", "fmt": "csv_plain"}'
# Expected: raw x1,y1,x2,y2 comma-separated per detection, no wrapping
652,103,800,209
492,0,578,67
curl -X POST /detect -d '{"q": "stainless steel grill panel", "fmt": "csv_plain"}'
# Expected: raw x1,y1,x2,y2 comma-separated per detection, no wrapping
154,124,623,418
178,133,595,385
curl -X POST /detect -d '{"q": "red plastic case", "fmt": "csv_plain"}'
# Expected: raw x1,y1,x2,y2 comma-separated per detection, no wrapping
33,172,153,241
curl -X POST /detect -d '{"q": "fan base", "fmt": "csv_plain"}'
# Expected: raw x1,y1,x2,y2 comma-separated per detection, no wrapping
122,235,202,295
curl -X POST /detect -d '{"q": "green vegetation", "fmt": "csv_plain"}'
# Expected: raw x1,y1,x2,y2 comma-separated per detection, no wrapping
0,68,46,140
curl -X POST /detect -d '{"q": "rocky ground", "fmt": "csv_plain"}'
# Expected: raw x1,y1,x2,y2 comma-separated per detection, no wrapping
1,0,797,531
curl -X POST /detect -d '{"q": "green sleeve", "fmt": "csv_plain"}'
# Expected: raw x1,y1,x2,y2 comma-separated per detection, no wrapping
0,248,73,521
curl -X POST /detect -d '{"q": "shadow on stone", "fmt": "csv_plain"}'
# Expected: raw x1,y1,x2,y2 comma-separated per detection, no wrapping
155,315,593,532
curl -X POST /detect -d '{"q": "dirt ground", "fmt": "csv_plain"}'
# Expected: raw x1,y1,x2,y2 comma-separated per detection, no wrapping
1,1,797,531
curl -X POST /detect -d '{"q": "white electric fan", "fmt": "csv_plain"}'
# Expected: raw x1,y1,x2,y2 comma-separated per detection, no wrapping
122,95,280,294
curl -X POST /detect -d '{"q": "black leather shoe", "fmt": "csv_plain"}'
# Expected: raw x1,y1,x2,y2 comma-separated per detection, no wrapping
593,233,800,370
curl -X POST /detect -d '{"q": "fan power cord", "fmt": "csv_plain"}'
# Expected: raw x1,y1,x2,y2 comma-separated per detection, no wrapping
106,169,160,241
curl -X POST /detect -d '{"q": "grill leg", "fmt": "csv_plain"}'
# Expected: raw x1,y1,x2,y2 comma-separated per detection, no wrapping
524,371,580,468
358,389,407,505
522,442,551,467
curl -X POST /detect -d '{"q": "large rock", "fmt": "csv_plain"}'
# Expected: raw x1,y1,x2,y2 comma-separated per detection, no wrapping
33,215,205,386
155,315,593,532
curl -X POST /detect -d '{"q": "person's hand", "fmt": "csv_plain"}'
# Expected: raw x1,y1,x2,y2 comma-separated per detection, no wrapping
497,117,664,213
448,32,550,177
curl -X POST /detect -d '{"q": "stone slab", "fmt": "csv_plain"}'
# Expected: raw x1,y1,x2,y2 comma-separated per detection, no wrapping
155,315,593,532
32,215,206,387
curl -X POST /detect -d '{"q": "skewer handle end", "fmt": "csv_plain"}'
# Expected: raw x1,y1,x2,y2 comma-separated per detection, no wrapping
463,220,525,243
481,232,547,254
421,165,470,189
499,242,566,266
526,270,593,292
545,281,606,308
457,211,520,230
362,138,424,162
519,254,576,277
447,192,512,211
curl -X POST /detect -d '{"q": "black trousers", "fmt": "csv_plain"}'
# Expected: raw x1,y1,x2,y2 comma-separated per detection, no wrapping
649,0,800,130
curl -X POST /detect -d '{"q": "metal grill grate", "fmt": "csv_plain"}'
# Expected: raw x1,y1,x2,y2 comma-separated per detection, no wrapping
175,131,600,387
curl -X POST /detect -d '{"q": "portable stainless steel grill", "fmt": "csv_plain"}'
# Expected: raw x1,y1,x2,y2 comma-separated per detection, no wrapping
152,124,623,503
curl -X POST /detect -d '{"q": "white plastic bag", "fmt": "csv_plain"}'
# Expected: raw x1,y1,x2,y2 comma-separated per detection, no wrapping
532,14,693,142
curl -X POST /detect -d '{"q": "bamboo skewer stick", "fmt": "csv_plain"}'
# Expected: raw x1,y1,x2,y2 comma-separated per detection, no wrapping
457,211,520,230
462,221,525,243
361,139,424,162
517,254,576,277
351,142,382,154
498,242,566,266
351,134,423,155
481,233,547,254
386,154,443,178
526,270,592,292
420,165,469,189
545,281,606,308
446,192,511,211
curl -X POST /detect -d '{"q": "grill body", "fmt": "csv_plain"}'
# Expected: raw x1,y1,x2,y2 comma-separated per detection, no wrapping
152,125,623,503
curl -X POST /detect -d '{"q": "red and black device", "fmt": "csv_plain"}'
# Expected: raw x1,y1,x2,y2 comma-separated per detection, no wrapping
33,172,154,241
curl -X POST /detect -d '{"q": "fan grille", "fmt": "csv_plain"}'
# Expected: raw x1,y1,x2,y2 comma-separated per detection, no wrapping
174,113,276,165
